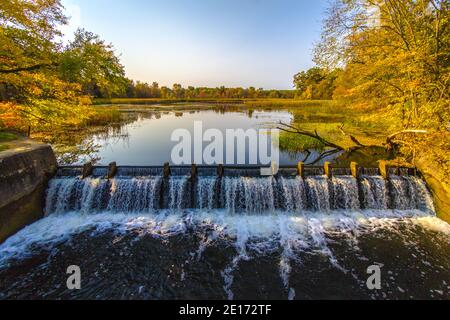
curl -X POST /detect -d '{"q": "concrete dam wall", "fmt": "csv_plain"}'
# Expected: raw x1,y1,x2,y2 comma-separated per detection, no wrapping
0,139,57,243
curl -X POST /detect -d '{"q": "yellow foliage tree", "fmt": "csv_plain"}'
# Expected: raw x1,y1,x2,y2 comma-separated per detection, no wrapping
315,0,449,129
0,0,92,131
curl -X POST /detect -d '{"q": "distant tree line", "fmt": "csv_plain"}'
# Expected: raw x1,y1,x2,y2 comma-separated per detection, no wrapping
0,0,297,133
121,82,296,99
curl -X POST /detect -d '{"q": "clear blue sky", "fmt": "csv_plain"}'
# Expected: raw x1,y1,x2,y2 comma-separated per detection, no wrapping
61,0,328,89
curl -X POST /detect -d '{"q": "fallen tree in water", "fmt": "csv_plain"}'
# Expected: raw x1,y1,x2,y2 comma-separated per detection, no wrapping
277,121,375,165
277,122,345,150
278,121,449,224
278,121,430,151
277,121,430,166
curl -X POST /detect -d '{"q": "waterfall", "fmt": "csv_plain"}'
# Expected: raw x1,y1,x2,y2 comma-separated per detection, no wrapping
304,176,330,211
401,176,435,213
278,177,307,212
196,177,218,209
360,176,388,209
3,170,445,301
331,176,360,210
108,177,161,212
168,176,189,209
44,174,436,215
388,175,434,212
220,177,275,213
45,178,109,214
390,175,413,210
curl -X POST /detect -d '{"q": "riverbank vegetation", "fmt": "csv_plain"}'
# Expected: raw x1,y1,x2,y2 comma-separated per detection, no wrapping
1,0,448,177
296,1,449,130
0,1,127,134
286,0,449,181
0,0,300,135
0,132,17,151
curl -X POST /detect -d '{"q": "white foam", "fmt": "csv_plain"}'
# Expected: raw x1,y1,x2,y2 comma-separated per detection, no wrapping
0,209,447,272
413,216,450,235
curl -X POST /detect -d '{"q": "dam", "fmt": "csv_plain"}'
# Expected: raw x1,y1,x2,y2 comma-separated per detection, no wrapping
0,161,448,300
48,163,433,214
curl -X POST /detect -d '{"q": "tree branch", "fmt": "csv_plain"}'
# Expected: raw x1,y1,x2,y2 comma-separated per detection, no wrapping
386,130,428,142
385,130,428,149
277,121,345,150
0,63,58,74
338,123,365,147
309,148,341,165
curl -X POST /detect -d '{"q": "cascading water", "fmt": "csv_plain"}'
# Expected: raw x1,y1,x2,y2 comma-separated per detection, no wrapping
168,176,189,209
43,174,435,214
278,177,307,212
359,176,389,209
1,172,448,300
196,177,218,210
220,177,276,213
304,176,330,211
389,175,435,212
108,177,162,212
330,176,360,210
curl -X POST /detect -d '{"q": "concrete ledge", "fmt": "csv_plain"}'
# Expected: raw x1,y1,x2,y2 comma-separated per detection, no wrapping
0,138,57,243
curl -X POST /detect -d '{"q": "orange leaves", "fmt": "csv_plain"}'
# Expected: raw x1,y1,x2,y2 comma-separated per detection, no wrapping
0,102,27,129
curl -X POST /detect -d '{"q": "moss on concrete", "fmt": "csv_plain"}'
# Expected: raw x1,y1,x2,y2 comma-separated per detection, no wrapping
415,158,450,223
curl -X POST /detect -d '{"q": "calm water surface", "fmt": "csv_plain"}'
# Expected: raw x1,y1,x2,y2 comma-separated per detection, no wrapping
59,106,337,166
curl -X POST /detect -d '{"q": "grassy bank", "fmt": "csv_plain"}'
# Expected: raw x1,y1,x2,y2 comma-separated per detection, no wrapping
84,106,122,126
245,100,390,152
244,99,333,109
0,132,18,152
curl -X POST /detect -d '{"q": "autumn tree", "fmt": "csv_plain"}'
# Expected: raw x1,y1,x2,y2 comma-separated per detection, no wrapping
0,0,92,131
59,29,127,98
314,0,449,129
293,67,340,99
0,0,65,77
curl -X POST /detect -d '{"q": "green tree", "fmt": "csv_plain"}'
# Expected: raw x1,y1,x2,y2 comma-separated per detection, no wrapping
59,29,127,98
0,0,91,130
172,83,184,99
151,82,161,98
0,0,65,77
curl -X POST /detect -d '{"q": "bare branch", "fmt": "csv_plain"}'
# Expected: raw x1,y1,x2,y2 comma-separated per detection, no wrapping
0,63,58,74
309,148,341,165
385,130,428,148
338,124,365,147
277,121,344,150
